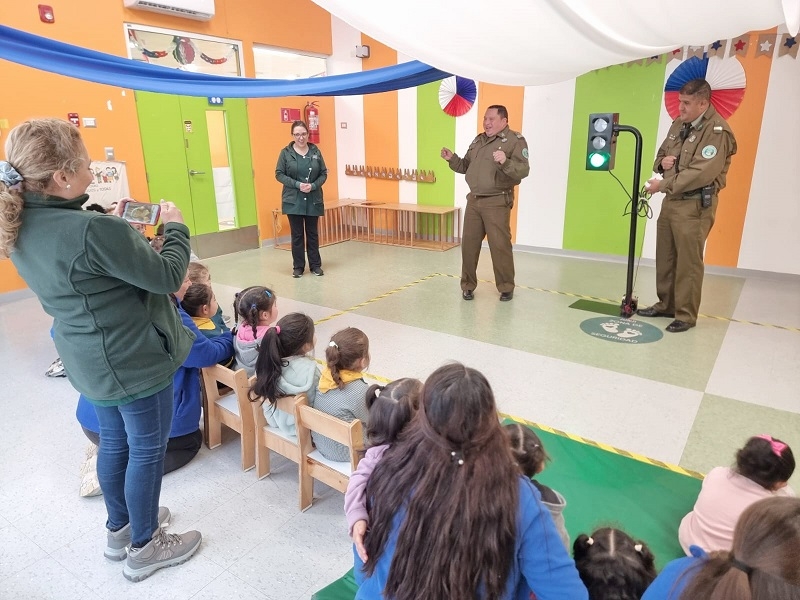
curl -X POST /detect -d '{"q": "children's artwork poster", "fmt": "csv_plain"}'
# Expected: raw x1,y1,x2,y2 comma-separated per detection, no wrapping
84,161,130,208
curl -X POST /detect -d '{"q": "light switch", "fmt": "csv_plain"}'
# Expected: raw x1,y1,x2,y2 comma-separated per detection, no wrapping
83,117,97,127
105,147,115,160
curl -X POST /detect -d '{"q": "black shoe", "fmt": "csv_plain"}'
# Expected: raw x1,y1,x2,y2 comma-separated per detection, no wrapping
462,290,474,301
666,319,695,333
292,268,303,278
499,292,513,302
311,267,324,276
637,306,674,318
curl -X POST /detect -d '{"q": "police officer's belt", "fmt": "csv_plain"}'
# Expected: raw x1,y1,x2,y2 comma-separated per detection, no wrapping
472,191,512,198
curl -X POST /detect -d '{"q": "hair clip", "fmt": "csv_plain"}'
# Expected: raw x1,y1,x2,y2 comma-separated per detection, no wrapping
634,544,643,552
450,450,464,466
329,341,338,349
755,434,787,457
251,303,257,311
264,290,272,298
586,537,594,546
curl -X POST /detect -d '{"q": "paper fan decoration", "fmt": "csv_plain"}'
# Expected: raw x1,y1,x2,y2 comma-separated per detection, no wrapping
664,56,746,119
439,76,477,117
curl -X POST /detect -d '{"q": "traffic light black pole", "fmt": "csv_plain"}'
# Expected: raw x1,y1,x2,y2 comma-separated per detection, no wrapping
613,123,643,318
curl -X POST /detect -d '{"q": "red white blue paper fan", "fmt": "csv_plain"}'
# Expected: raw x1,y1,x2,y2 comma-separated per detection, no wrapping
439,76,477,117
665,56,746,120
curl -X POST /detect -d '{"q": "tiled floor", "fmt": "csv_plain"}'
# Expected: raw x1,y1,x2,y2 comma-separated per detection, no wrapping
1,241,798,599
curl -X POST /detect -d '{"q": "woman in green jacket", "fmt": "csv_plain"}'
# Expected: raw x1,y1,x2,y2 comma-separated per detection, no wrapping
275,120,328,277
0,118,200,582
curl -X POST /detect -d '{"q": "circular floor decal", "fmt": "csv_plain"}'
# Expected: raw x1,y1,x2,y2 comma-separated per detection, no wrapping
579,317,663,344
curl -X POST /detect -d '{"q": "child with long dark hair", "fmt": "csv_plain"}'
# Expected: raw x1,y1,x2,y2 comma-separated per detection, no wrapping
250,312,318,436
504,423,570,550
314,327,371,462
678,434,795,554
573,527,656,600
344,378,422,561
357,363,587,600
232,285,278,377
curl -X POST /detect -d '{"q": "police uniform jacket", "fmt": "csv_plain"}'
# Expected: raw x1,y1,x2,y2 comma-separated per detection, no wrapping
654,105,736,199
275,142,327,217
448,125,530,195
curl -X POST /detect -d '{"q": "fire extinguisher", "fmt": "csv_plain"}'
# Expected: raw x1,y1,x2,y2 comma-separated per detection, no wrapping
304,101,320,144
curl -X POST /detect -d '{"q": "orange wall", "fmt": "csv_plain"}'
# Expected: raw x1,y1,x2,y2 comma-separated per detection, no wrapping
362,35,399,203
0,0,333,293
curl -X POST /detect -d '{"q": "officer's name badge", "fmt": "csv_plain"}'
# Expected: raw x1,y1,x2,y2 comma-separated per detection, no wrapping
701,145,717,158
688,135,696,143
713,125,723,132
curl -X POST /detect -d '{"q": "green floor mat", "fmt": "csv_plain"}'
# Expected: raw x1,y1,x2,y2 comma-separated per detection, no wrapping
568,298,622,316
312,420,702,599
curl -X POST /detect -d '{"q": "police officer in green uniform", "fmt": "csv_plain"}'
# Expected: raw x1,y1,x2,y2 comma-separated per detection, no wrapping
441,105,530,301
639,79,737,332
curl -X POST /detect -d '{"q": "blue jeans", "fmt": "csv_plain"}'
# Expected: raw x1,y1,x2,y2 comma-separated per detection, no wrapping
95,384,173,548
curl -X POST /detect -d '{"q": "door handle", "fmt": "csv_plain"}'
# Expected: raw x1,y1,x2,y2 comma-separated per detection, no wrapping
188,169,206,175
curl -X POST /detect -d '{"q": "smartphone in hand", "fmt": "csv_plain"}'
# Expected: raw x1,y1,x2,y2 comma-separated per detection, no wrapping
121,201,161,225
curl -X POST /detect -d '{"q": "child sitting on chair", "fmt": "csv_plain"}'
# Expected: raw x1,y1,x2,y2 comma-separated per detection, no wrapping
344,378,422,560
250,313,318,437
180,283,233,368
314,327,371,462
187,261,227,330
504,423,571,550
233,285,278,377
678,434,795,554
573,527,656,600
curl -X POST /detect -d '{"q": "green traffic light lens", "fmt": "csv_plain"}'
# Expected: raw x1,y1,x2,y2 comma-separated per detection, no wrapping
588,152,608,169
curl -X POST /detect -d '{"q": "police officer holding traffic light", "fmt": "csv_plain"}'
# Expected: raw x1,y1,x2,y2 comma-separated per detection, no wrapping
639,79,736,332
441,105,530,302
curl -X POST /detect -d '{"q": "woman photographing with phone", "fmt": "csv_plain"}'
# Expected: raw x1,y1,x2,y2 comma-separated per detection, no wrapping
275,119,328,278
0,118,202,582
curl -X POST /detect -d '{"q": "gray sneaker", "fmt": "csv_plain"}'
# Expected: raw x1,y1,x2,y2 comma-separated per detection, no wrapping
104,506,171,561
123,528,202,582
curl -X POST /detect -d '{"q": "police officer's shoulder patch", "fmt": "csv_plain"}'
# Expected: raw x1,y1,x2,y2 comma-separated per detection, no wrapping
701,145,717,159
522,148,529,159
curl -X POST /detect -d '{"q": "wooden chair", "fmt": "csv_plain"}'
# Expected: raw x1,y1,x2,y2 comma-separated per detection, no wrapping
200,364,256,471
296,404,364,511
252,393,308,480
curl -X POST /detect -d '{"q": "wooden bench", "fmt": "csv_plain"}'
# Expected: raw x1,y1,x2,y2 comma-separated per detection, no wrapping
271,200,461,252
349,201,461,251
271,200,355,250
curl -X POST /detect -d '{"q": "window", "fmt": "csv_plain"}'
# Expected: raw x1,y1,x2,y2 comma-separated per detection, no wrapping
125,24,243,77
253,45,327,79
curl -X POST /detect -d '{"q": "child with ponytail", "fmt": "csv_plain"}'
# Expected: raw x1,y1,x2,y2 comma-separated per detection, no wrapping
232,285,278,377
250,313,318,437
314,327,370,462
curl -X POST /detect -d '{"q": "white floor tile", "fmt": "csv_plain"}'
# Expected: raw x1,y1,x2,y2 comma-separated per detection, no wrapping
707,322,800,413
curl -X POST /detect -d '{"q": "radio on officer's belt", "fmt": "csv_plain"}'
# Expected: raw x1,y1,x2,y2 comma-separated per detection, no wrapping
701,185,714,209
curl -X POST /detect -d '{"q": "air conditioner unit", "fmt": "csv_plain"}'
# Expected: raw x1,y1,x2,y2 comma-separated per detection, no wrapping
123,0,215,21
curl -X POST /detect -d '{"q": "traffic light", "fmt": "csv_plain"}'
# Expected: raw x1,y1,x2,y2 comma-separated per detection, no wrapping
586,113,619,171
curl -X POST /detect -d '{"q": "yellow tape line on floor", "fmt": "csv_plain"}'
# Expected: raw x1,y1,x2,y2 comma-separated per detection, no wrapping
313,273,440,326
502,413,705,480
434,272,800,333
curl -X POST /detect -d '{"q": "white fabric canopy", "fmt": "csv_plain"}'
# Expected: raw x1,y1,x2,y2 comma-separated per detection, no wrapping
313,0,800,85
